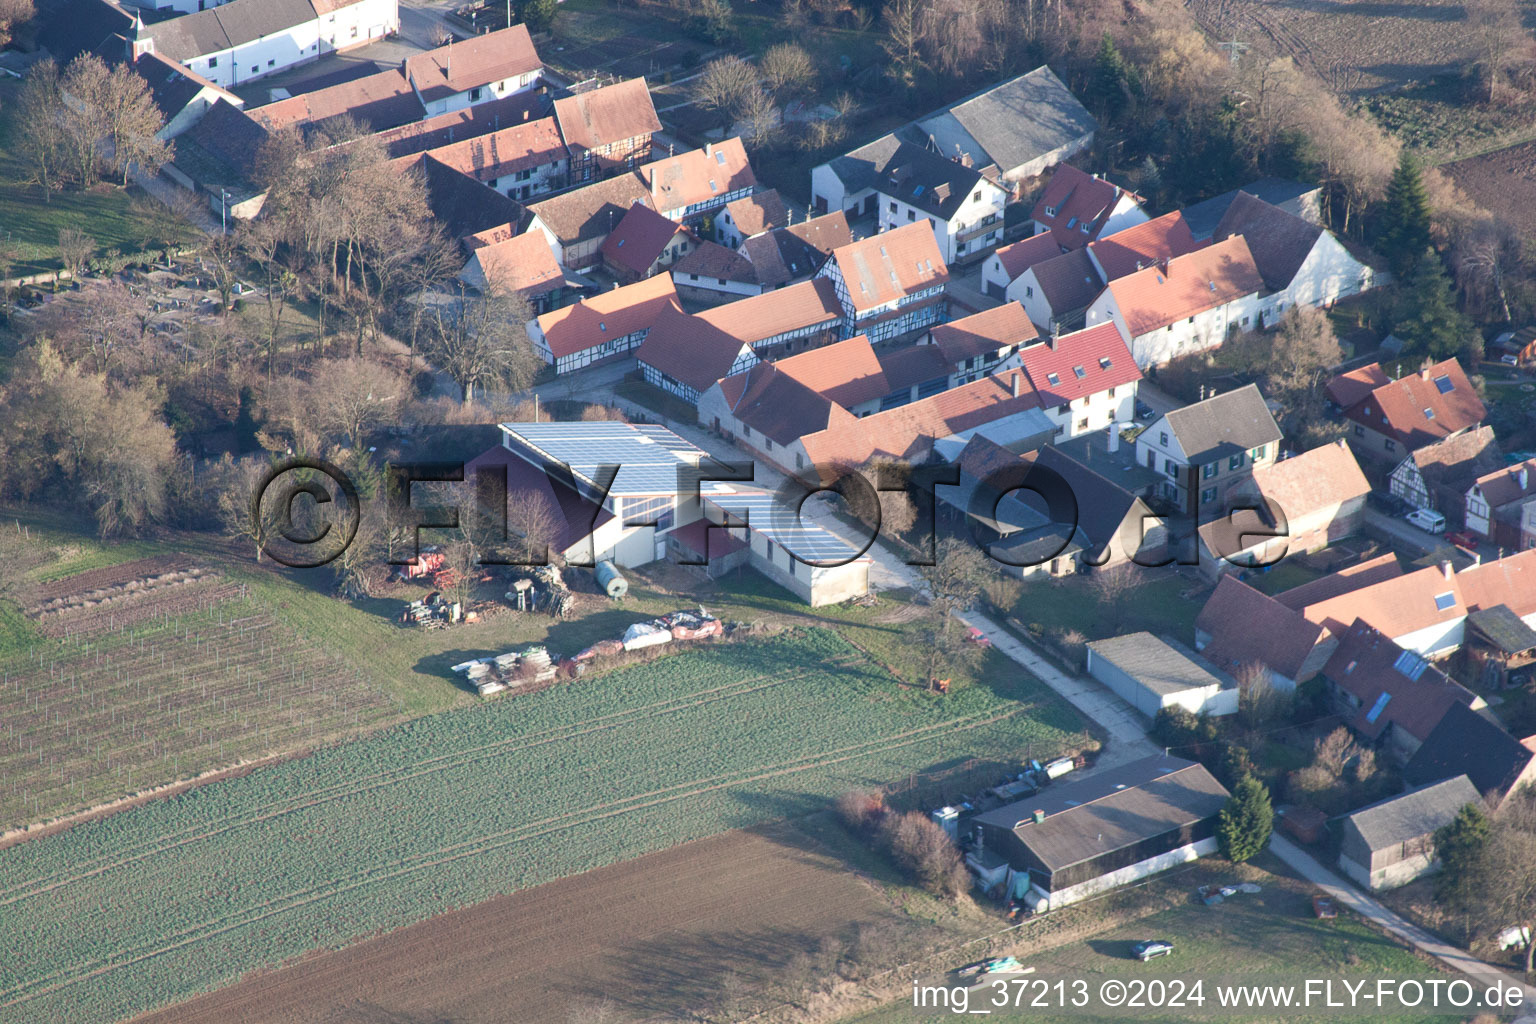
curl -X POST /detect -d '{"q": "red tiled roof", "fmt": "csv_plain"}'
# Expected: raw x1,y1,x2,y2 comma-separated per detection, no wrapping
992,233,1062,280
404,26,542,104
1017,322,1140,406
695,278,842,345
553,78,660,151
772,335,889,408
1341,359,1487,449
643,138,755,213
1326,363,1392,409
930,303,1039,364
717,362,857,446
1102,236,1264,338
418,116,564,181
600,203,687,276
1299,562,1466,640
1196,574,1329,681
1030,164,1141,249
828,221,949,314
534,274,678,358
1323,619,1476,744
526,172,653,244
1087,211,1209,281
1459,548,1536,618
370,93,546,159
1472,458,1536,510
461,231,562,297
250,67,418,132
1274,553,1404,611
635,304,756,393
725,189,788,238
1250,440,1370,522
464,222,518,250
799,368,1040,469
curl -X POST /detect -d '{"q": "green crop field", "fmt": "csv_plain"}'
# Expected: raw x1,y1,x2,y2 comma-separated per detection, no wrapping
0,627,1089,1024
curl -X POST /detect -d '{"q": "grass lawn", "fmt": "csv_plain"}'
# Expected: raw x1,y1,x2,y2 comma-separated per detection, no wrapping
840,854,1457,1024
1245,559,1326,597
0,78,151,278
1005,570,1209,644
613,376,701,425
0,626,1092,1024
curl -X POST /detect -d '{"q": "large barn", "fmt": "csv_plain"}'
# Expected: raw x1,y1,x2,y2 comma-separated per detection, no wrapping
968,756,1230,911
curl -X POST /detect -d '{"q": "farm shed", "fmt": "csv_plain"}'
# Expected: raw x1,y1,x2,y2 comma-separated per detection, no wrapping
1338,775,1482,891
1085,633,1238,718
969,755,1229,911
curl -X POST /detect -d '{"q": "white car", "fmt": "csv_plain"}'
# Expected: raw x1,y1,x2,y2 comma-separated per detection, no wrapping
1405,508,1447,535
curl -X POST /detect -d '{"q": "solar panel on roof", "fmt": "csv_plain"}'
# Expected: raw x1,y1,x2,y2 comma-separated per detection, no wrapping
1434,375,1454,393
703,490,868,565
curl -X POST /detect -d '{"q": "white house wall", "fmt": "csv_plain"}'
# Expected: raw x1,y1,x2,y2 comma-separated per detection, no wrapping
1280,234,1374,311
1042,387,1135,440
1394,617,1467,659
1029,837,1218,908
1097,195,1149,239
1092,291,1264,368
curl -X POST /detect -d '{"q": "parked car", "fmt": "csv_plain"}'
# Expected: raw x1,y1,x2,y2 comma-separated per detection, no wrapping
1312,894,1338,919
1132,940,1174,961
1135,400,1155,421
965,626,992,648
1501,354,1520,367
1367,491,1410,517
1445,530,1479,549
1405,508,1447,535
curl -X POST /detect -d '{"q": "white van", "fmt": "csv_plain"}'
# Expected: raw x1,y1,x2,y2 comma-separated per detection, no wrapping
1405,508,1447,534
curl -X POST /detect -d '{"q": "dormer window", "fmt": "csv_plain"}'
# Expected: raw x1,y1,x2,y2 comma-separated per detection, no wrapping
1047,372,1060,386
1099,357,1111,369
1044,205,1057,217
1073,366,1086,379
1425,408,1436,420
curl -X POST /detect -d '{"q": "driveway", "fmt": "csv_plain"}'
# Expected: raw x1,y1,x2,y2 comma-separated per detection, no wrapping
1269,835,1536,1010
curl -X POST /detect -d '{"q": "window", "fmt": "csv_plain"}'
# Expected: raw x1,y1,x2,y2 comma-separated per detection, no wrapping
1046,372,1060,386
1044,205,1057,217
251,66,257,74
1159,432,1168,447
1025,286,1033,298
764,438,773,450
350,25,357,38
1202,463,1218,480
1424,407,1436,421
208,56,218,68
743,424,751,437
1188,316,1195,324
1201,487,1217,504
906,210,915,222
1354,424,1365,437
1385,439,1397,452
1056,402,1069,414
1434,374,1454,394
1250,445,1266,460
888,201,896,213
972,190,981,201
1229,454,1244,471
795,453,803,469
267,59,275,67
1077,418,1089,430
1080,222,1089,234
1073,366,1086,379
470,87,481,101
1433,592,1456,611
1107,387,1116,398
717,278,727,286
1165,458,1177,477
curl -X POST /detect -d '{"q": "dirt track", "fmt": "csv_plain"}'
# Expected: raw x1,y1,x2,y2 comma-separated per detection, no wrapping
133,825,892,1024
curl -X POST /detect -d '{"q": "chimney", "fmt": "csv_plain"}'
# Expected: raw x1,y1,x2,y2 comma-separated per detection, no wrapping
1441,560,1454,581
1521,467,1530,490
1011,374,1021,398
1199,384,1207,400
523,109,530,121
1049,321,1061,350
1107,422,1119,453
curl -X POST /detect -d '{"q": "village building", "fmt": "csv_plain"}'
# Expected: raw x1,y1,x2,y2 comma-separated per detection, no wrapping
1465,605,1536,690
402,26,543,117
1013,248,1101,335
636,305,759,404
717,189,788,248
527,274,678,375
672,241,762,302
1134,384,1281,518
1388,425,1501,517
981,233,1062,303
1338,776,1483,891
1330,359,1486,464
641,138,755,224
1086,633,1239,718
369,92,548,158
694,279,844,360
1466,459,1536,547
967,756,1229,911
162,97,270,220
811,66,1097,217
1016,322,1141,441
1404,702,1536,809
869,143,1008,265
553,78,660,184
736,212,853,291
522,172,654,270
1212,192,1379,317
1320,619,1483,761
599,203,694,283
131,49,241,140
1083,211,1209,282
814,221,950,343
1195,575,1336,691
130,0,399,91
1031,164,1148,250
1085,237,1266,367
457,230,567,313
1181,177,1323,239
402,116,567,201
925,303,1040,386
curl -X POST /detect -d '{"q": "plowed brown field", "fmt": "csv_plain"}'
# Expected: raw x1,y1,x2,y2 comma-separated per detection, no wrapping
134,825,893,1024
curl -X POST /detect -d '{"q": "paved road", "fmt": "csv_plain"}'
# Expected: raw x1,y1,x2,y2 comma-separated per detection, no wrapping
1270,834,1536,1010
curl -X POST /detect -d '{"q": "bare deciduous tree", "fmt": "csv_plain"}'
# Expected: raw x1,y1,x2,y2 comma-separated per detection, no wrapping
56,226,95,282
14,57,62,200
0,0,33,48
424,290,541,404
760,43,815,100
882,0,926,87
1465,0,1529,103
307,357,406,449
694,55,758,133
738,87,781,147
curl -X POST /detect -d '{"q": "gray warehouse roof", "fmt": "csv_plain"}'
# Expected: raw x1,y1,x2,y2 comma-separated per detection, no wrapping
1343,775,1481,852
974,755,1230,871
1087,632,1235,696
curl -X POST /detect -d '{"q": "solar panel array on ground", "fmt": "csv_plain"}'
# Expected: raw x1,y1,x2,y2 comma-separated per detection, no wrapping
703,490,870,566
